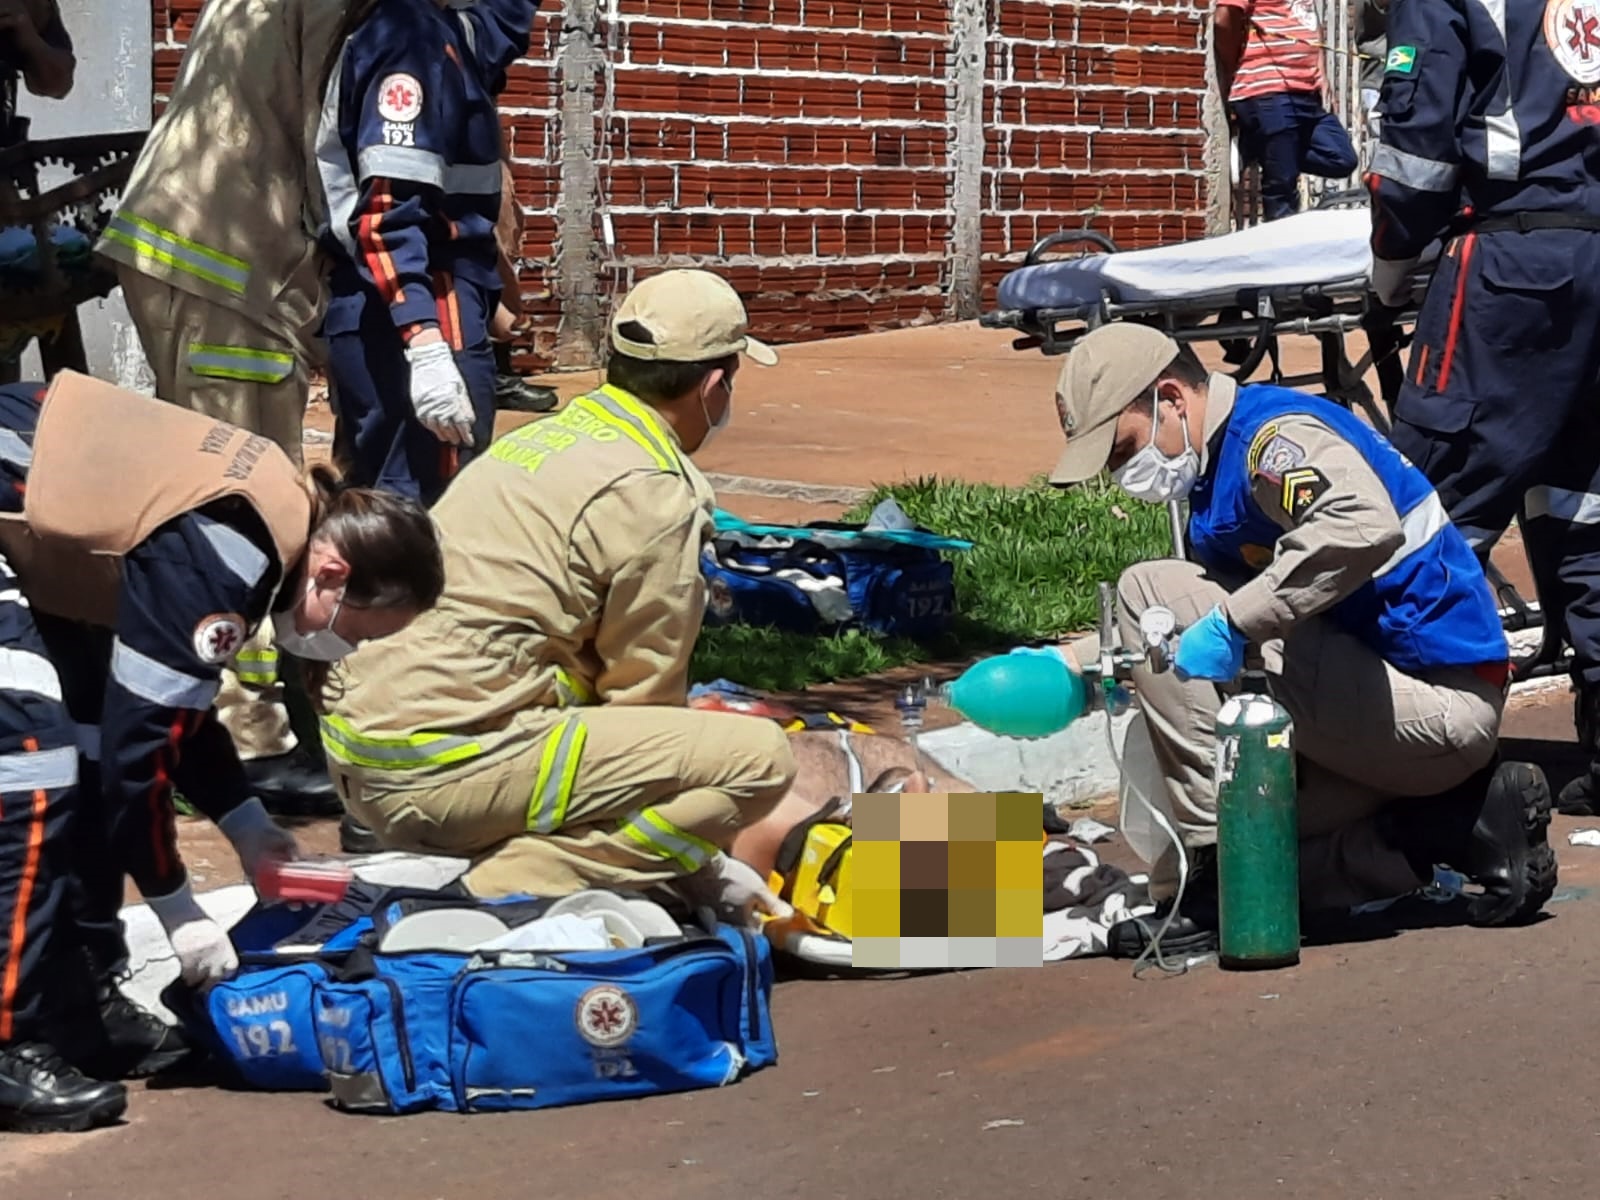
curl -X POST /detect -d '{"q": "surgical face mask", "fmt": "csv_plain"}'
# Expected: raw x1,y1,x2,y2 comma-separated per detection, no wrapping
273,581,358,662
1113,392,1200,503
698,376,734,450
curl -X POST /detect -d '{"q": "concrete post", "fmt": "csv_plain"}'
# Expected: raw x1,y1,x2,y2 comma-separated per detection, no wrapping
1201,11,1232,234
946,0,986,320
553,0,605,368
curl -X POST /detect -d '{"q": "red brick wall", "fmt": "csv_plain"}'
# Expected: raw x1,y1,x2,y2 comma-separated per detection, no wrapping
982,0,1211,300
150,0,1214,370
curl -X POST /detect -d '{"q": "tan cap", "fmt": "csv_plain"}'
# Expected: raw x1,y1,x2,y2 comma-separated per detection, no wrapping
1049,324,1181,485
610,268,778,366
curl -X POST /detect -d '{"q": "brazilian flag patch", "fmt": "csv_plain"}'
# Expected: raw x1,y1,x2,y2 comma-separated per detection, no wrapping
1386,45,1417,74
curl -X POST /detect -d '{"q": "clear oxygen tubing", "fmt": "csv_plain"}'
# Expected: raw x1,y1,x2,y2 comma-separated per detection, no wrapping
1102,687,1200,980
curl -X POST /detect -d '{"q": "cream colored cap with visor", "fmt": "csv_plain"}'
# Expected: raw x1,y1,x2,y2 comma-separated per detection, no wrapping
1049,324,1182,485
610,268,779,366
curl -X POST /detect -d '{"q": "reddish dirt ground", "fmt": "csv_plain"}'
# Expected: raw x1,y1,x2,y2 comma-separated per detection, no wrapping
9,324,1582,1196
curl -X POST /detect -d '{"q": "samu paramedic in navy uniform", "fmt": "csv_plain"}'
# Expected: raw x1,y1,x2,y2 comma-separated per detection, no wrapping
0,372,444,1135
315,0,539,506
1367,0,1600,811
1048,325,1556,958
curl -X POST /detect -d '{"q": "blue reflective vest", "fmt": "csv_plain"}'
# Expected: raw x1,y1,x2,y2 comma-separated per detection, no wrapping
1187,385,1508,672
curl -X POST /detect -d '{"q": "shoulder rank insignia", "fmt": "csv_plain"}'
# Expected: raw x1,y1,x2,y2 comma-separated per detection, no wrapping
1280,468,1331,520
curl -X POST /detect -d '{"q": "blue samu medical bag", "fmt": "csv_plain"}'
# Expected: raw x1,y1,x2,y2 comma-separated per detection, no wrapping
700,507,970,642
165,884,778,1114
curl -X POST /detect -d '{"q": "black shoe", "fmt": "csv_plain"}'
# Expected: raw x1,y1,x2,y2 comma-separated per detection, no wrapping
494,374,558,413
1456,761,1558,927
0,1042,127,1134
340,813,384,855
244,748,340,817
1558,682,1600,814
1107,900,1220,959
1384,758,1557,927
1107,848,1219,959
77,981,192,1081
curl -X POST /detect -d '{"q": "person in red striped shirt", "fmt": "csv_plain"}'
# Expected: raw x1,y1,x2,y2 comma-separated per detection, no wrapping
1215,0,1360,219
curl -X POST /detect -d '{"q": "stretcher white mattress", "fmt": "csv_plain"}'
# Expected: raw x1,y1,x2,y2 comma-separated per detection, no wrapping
995,207,1386,312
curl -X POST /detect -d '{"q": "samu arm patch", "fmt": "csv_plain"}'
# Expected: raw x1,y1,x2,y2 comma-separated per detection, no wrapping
1279,468,1332,520
192,613,246,665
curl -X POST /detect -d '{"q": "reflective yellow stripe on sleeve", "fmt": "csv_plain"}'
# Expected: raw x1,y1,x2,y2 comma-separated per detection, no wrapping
618,808,718,873
233,646,279,687
188,343,296,384
553,667,594,708
103,212,251,295
525,717,587,834
319,713,484,770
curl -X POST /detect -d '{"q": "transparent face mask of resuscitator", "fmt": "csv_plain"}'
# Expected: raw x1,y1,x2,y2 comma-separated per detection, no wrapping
1112,390,1200,504
273,580,358,662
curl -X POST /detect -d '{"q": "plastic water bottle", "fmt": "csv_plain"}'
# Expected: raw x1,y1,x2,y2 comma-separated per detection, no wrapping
939,646,1089,739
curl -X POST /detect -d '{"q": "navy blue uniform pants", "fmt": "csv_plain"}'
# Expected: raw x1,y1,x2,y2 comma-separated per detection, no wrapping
1233,91,1359,221
0,559,84,1047
1387,227,1600,684
326,279,498,508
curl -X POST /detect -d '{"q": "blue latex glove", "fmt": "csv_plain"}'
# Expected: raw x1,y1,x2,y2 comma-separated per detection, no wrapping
1173,606,1248,682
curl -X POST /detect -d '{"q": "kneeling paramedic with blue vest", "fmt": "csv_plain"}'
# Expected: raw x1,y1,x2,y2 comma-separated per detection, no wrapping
1048,324,1557,958
322,268,800,922
0,373,444,1133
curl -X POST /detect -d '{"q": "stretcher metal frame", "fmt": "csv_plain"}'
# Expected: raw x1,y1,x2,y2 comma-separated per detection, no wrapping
981,188,1568,683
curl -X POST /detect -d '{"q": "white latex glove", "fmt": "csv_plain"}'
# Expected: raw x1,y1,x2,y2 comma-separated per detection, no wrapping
404,338,476,447
682,853,794,929
146,878,240,987
217,796,300,886
1371,256,1419,308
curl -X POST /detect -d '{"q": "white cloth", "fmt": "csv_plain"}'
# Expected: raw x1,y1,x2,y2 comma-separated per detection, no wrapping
995,207,1441,311
1040,841,1156,962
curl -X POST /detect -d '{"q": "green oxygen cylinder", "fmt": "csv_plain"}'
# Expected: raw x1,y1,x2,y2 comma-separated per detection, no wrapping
1214,671,1301,970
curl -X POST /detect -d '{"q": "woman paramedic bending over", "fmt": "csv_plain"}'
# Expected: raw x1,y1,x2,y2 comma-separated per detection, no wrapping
0,372,444,1135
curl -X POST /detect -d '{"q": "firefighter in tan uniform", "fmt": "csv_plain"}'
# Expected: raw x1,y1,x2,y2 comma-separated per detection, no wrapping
1040,325,1556,960
94,0,344,804
0,372,443,1133
324,270,798,917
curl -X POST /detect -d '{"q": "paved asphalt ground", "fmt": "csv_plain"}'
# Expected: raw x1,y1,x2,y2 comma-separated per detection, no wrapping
6,325,1594,1197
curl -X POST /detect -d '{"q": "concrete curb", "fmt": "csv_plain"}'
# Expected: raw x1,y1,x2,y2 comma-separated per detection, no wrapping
701,472,872,506
916,708,1135,809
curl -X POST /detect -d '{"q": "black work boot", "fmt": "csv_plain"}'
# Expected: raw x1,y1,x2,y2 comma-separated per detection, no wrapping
493,341,558,413
245,746,341,817
494,373,559,414
1387,759,1558,927
1558,681,1600,815
1108,847,1220,959
340,813,384,855
80,978,192,1081
0,1042,127,1134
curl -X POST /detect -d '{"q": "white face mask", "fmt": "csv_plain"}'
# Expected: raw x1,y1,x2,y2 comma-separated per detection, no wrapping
697,375,733,451
1113,391,1200,503
273,580,358,662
